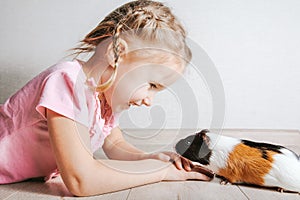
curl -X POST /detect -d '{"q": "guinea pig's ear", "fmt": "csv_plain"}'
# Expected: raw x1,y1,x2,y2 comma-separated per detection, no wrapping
195,132,202,138
197,129,210,144
195,129,208,137
200,129,210,136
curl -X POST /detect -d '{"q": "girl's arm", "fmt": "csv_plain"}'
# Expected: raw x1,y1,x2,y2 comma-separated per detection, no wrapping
102,127,148,160
103,127,194,171
47,109,209,197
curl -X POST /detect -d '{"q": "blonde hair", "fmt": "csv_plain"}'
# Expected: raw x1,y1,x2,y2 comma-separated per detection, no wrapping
73,0,192,92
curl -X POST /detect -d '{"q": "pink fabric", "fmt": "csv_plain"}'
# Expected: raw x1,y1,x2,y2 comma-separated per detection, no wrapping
0,60,118,184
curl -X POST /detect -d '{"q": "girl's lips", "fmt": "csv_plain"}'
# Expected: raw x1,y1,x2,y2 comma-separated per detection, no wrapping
128,100,143,106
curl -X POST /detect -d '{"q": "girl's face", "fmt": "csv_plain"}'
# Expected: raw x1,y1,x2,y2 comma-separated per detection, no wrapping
103,54,185,113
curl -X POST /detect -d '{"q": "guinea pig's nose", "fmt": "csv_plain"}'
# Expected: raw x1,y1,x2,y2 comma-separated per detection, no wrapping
174,143,179,153
174,142,185,155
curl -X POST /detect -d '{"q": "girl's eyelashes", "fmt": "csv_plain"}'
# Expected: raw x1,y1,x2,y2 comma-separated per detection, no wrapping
149,83,158,89
149,82,165,90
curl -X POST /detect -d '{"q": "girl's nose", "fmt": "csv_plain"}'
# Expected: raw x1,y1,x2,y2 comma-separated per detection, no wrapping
142,97,152,106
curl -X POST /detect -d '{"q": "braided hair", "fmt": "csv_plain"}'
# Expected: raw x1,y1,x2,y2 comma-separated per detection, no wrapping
73,0,191,92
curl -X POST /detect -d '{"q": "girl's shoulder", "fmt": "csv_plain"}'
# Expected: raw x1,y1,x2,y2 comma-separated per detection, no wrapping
26,59,86,93
39,59,83,81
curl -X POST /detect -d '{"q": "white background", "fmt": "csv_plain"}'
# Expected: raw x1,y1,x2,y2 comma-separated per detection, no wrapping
0,0,299,130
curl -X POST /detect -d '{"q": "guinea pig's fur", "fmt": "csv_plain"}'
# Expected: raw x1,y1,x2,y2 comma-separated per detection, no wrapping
175,129,300,193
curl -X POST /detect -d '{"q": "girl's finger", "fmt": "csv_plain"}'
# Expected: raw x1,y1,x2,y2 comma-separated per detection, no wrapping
170,154,182,170
182,158,192,171
191,165,215,179
187,171,212,181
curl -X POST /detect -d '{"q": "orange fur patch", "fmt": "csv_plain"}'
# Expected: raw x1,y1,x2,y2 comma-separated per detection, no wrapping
218,143,277,185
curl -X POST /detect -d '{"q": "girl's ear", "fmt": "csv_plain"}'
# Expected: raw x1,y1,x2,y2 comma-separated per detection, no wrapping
106,38,128,67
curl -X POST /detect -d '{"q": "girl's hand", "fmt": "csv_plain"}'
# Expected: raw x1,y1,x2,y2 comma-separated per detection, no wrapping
146,151,194,171
163,163,213,181
145,151,215,181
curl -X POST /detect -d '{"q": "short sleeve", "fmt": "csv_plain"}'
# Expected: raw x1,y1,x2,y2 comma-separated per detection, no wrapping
36,71,89,127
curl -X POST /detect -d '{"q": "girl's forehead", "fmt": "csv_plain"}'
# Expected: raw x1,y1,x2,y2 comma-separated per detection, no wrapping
124,53,185,74
125,46,185,67
129,62,184,86
120,49,186,84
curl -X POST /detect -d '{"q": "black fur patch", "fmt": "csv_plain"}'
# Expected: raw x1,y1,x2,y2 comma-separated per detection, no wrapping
175,130,212,165
241,139,286,160
260,149,269,160
241,140,299,160
241,139,283,155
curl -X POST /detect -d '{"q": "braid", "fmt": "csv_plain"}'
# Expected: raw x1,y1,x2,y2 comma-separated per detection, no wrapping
95,23,123,92
72,0,191,92
112,23,123,67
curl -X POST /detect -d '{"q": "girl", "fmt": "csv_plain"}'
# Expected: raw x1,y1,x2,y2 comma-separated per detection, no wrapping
0,0,210,196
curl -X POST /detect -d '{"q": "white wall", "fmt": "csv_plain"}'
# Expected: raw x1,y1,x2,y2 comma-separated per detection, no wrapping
0,0,299,130
174,0,300,130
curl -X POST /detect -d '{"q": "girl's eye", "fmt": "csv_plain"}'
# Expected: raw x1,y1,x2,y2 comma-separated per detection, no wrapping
149,83,157,89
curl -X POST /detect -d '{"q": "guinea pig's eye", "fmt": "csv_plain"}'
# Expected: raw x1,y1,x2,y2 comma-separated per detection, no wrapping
185,140,191,146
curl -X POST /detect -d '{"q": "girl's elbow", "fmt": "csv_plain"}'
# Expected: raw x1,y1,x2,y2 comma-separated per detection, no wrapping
63,177,82,196
63,173,92,197
69,187,89,197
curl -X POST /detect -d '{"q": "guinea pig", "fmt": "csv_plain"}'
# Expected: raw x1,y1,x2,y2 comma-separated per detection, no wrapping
175,129,300,193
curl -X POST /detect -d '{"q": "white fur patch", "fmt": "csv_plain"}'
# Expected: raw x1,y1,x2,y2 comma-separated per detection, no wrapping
264,154,300,192
206,133,240,172
280,148,299,160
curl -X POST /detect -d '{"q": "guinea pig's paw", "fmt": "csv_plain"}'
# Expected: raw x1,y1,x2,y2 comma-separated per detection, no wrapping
220,179,230,185
216,176,230,185
277,187,284,193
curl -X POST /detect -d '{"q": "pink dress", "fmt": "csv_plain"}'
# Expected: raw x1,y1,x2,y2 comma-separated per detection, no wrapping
0,60,118,183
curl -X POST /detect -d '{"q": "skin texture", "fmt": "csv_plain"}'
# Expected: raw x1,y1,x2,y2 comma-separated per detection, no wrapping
47,111,210,196
47,40,210,196
82,38,184,113
103,52,184,113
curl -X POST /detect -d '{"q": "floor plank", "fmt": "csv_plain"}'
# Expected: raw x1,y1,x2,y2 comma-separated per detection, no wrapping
4,176,71,200
0,182,29,200
127,182,183,200
64,189,130,200
181,180,249,200
127,179,249,200
238,185,300,200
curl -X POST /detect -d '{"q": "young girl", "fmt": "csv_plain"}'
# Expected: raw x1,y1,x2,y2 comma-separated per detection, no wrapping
0,0,210,196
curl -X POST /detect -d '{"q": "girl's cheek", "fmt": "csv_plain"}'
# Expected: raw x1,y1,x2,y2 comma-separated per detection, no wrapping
129,86,148,101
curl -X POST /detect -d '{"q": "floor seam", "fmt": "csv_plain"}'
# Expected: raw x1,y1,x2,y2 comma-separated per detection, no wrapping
125,189,132,200
2,191,19,200
237,186,251,200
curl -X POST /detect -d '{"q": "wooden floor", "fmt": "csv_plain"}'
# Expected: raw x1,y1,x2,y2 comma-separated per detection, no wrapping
1,129,299,200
